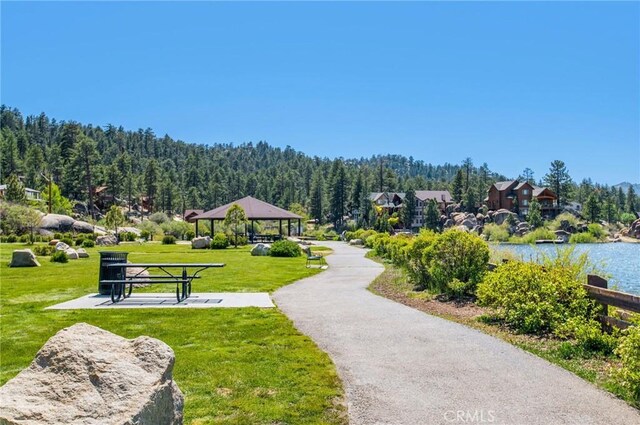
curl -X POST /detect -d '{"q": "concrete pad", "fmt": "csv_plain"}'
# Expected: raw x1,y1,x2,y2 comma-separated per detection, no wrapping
46,293,274,309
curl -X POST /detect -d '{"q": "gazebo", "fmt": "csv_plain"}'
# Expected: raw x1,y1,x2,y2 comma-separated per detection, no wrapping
192,196,303,241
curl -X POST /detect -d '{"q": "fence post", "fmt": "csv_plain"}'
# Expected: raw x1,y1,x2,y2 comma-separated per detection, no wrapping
587,274,609,316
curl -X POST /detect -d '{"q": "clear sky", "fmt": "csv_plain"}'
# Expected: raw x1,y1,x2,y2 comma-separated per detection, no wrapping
2,1,638,185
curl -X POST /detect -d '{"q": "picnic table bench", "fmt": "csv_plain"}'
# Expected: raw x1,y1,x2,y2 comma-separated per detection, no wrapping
102,263,225,303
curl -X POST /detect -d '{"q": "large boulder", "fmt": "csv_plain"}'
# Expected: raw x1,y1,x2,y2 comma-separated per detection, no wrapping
76,248,89,258
191,236,211,249
65,248,80,260
39,214,76,232
493,209,517,226
118,227,142,237
251,243,271,256
55,241,70,252
443,219,454,228
96,234,118,246
9,249,40,267
0,323,183,425
72,220,95,234
349,238,364,246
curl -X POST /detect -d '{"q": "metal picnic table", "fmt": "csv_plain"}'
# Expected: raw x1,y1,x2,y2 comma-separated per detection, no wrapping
102,263,225,303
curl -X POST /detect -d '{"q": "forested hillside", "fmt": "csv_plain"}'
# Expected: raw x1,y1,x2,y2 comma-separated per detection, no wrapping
0,105,636,226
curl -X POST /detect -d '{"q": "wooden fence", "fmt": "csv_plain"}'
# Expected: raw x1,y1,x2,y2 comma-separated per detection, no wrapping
585,275,640,330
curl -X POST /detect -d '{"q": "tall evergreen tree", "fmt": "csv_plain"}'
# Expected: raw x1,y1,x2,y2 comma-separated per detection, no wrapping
70,134,99,219
309,170,325,223
584,193,601,223
144,159,160,213
424,199,440,231
401,188,416,229
3,174,27,204
452,170,464,202
527,198,543,228
626,185,637,213
329,159,347,227
543,160,572,207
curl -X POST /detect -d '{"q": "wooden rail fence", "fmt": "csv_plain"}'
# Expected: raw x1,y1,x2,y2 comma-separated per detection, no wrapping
585,275,640,330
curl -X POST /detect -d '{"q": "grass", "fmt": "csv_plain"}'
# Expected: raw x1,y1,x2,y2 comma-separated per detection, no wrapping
0,242,346,424
367,260,638,409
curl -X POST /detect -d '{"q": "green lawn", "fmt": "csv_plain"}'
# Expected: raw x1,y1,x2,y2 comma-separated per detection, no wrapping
0,242,346,424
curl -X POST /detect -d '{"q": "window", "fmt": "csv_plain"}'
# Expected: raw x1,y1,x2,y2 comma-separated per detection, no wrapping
522,199,529,206
522,189,529,195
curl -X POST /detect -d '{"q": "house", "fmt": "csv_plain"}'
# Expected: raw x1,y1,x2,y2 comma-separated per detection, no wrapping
486,180,559,218
183,209,204,223
368,190,452,228
0,184,42,201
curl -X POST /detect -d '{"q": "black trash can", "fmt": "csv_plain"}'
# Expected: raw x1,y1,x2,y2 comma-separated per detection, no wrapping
98,251,129,295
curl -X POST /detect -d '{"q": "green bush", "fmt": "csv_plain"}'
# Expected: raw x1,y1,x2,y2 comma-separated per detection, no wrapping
210,233,229,249
615,324,640,403
53,232,62,240
75,237,85,246
483,223,510,242
569,232,597,244
149,212,170,224
162,235,176,245
587,223,605,240
60,238,73,247
50,250,68,263
185,230,196,240
119,231,136,242
84,233,97,241
82,239,95,248
140,230,150,241
269,240,302,257
6,234,18,243
512,227,556,244
404,230,438,289
33,245,55,256
551,213,580,231
19,234,30,243
477,261,597,335
620,213,636,226
425,230,489,295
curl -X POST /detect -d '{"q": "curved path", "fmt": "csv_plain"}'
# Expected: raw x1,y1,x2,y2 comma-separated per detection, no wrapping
273,241,640,425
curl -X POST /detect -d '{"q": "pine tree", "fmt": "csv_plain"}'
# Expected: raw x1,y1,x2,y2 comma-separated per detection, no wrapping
329,160,347,228
1,129,21,180
527,198,543,228
3,174,27,204
424,199,440,231
309,170,324,224
401,188,416,229
584,193,601,223
543,160,572,207
626,186,637,213
452,170,464,202
70,134,99,219
224,204,247,248
144,159,160,213
24,145,44,189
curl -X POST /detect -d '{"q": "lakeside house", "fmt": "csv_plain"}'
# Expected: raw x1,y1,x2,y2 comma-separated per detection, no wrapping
486,180,559,218
0,184,42,201
369,190,453,228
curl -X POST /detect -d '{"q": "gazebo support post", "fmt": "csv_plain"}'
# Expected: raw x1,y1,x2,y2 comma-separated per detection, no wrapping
298,219,301,236
210,219,214,236
287,219,291,237
279,220,282,238
195,220,199,237
212,220,215,235
251,220,255,243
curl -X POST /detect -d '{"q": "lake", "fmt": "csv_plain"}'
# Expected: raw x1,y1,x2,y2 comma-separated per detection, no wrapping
491,243,640,295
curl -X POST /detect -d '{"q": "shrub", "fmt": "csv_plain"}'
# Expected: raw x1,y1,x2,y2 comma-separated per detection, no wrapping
210,233,229,249
513,228,556,244
53,232,62,239
235,235,248,246
19,234,30,243
161,220,192,240
483,223,510,242
84,233,97,241
140,230,150,241
620,213,636,226
162,235,176,245
60,238,73,247
269,240,302,257
404,230,438,290
185,230,196,240
149,212,170,224
6,234,17,243
569,232,597,244
138,220,161,240
75,237,85,246
477,261,597,335
615,324,640,403
50,250,68,263
587,223,605,240
82,239,95,248
551,213,580,231
33,245,54,256
425,230,489,295
119,231,136,242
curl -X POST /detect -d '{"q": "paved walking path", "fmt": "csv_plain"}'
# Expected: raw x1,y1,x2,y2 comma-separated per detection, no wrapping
273,241,640,425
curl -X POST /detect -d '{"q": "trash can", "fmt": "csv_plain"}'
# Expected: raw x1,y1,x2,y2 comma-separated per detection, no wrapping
98,251,129,295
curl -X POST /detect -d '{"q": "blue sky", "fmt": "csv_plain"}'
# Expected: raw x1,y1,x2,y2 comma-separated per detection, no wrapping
2,1,638,185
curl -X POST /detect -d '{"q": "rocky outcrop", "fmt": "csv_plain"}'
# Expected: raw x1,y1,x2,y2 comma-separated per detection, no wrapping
72,220,94,234
191,236,211,249
9,249,41,267
251,243,271,256
492,209,518,226
55,241,70,251
621,218,640,239
96,234,118,246
0,323,183,425
76,248,89,258
65,248,79,260
39,214,75,232
349,239,364,246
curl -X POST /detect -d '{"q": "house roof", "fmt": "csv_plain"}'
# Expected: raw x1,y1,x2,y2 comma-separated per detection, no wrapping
194,196,302,220
493,181,518,191
415,190,452,203
184,209,204,217
0,184,40,193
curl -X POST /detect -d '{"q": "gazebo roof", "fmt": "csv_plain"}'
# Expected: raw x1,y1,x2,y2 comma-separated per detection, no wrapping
193,196,302,221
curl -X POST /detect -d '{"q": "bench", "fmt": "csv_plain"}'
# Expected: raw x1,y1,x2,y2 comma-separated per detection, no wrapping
303,246,326,268
102,263,224,303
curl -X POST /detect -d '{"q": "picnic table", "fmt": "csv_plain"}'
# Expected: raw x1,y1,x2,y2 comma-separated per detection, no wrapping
102,263,225,303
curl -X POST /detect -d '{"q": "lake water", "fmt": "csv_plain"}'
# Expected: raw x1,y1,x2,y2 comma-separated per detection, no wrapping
491,243,640,295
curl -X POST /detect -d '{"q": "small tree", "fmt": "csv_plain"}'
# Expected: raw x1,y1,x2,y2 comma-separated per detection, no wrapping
224,204,247,248
527,198,543,229
424,199,440,231
584,193,601,223
400,188,416,229
3,174,27,204
41,182,73,215
105,205,125,240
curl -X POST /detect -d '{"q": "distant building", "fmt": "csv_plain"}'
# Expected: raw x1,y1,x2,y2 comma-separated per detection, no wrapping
0,184,42,201
368,190,452,228
486,180,559,218
183,209,204,223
